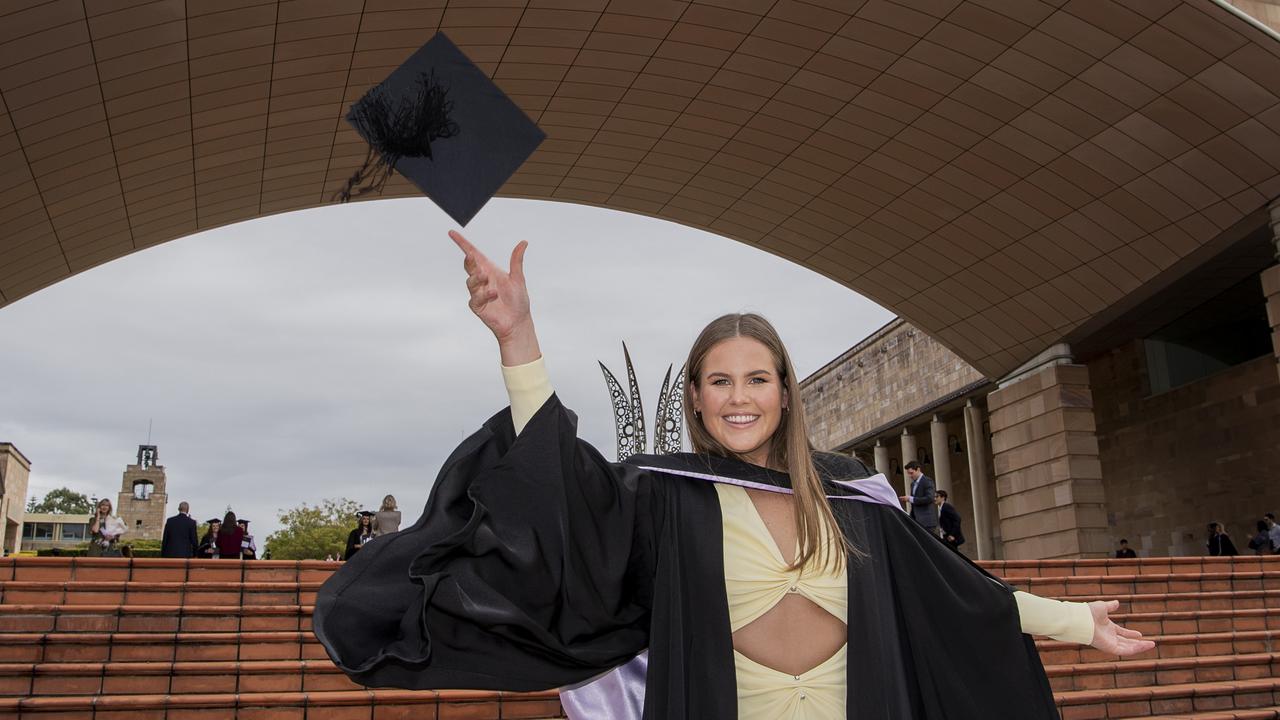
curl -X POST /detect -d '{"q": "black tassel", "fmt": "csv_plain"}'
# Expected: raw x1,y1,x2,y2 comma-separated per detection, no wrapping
335,70,460,202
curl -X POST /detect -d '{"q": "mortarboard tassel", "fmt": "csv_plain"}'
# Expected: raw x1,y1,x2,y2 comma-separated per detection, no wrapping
335,70,460,202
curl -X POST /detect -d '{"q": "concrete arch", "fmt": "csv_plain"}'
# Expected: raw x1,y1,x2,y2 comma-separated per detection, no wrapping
3,0,1280,378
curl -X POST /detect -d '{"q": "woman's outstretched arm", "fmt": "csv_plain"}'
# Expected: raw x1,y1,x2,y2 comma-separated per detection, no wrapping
450,230,552,432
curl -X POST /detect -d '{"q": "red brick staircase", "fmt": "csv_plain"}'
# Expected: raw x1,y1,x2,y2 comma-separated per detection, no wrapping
0,555,1275,719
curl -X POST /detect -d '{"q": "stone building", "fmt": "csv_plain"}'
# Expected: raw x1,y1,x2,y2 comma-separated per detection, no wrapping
803,214,1280,559
115,445,167,543
0,444,32,556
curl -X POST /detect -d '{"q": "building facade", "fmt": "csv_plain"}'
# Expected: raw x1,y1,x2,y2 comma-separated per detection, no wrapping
803,213,1280,559
19,513,91,553
0,444,32,556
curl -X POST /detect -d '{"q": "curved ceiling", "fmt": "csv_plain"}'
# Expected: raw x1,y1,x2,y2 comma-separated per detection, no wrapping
3,0,1280,377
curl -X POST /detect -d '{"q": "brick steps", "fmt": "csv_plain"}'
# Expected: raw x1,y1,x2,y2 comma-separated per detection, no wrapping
0,604,316,633
1147,709,1280,719
0,659,357,696
1056,677,1280,719
1046,653,1280,692
1009,571,1280,597
0,688,563,718
988,558,1276,579
1066,590,1279,614
1041,629,1280,666
0,556,1274,719
0,581,321,606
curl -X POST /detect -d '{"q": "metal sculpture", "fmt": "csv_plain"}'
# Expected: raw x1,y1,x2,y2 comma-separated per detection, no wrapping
599,343,686,461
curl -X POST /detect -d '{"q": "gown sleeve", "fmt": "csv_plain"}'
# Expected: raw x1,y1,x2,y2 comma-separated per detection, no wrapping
343,529,359,560
313,393,661,692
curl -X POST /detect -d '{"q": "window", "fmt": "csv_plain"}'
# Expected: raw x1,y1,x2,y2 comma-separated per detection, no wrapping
24,523,55,540
60,523,87,541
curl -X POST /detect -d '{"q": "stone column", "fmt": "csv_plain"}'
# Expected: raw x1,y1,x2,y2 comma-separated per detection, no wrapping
929,414,951,495
963,399,994,560
988,363,1109,559
873,440,891,478
900,428,917,496
1266,202,1280,383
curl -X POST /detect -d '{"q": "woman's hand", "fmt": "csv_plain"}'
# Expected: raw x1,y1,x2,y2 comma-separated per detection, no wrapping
1088,600,1155,655
449,230,541,366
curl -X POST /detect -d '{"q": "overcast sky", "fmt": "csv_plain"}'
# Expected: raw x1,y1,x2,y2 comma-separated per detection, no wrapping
0,198,892,551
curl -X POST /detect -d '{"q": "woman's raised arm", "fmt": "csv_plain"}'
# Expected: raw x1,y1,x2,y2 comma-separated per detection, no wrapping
449,230,541,367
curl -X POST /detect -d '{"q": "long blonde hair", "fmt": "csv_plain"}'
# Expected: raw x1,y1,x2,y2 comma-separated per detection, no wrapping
380,495,397,512
683,313,849,572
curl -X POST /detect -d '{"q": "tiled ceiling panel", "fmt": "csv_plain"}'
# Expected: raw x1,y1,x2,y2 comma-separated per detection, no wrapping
2,0,1280,378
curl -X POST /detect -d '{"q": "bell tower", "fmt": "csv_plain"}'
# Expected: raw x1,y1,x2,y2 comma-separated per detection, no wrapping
116,445,167,542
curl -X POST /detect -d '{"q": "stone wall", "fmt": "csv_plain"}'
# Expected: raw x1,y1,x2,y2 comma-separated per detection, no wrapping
116,465,167,543
1089,344,1280,558
801,319,987,451
0,444,32,554
1227,0,1280,33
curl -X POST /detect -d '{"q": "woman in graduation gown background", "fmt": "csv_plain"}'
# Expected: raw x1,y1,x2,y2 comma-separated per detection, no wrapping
314,232,1155,719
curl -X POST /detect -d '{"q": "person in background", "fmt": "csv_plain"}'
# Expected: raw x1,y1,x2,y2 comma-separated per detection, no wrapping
1248,521,1273,556
935,490,964,553
345,511,375,560
161,501,199,558
198,519,222,559
899,461,938,535
87,498,127,557
238,519,257,560
216,511,245,560
1265,514,1280,555
1115,539,1137,558
1207,522,1239,556
373,495,401,536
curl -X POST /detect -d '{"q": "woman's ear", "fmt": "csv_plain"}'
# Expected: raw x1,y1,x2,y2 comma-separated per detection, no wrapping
689,382,702,414
782,387,789,410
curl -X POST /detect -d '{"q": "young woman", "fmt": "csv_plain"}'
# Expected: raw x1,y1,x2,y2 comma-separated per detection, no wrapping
315,232,1154,719
215,511,245,560
86,499,126,557
1208,522,1239,556
198,519,221,558
372,495,401,536
345,511,375,560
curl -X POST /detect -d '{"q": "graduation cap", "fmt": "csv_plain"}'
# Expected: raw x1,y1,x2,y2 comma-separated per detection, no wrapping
337,31,546,226
356,511,376,517
237,519,250,526
205,518,221,525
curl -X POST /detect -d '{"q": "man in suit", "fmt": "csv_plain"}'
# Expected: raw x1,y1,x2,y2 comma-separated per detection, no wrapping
899,461,938,534
161,501,199,558
935,490,965,552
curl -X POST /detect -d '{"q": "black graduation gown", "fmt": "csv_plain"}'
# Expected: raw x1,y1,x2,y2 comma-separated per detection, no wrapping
345,528,371,560
313,395,1060,719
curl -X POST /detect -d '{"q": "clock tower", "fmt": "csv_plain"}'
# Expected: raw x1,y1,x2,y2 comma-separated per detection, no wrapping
116,445,167,542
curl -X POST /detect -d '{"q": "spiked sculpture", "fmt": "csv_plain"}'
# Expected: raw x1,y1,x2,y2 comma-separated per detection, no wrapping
599,343,685,461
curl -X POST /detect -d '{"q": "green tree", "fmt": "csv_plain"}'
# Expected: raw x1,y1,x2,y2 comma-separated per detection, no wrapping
30,487,94,514
264,498,359,560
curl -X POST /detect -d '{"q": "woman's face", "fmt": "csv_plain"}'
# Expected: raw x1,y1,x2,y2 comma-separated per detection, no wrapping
691,336,786,467
97,500,111,515
211,521,221,533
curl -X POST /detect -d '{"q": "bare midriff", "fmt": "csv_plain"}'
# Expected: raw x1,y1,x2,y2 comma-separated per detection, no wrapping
731,489,847,676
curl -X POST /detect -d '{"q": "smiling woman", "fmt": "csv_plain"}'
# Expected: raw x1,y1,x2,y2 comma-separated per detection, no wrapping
313,230,1156,720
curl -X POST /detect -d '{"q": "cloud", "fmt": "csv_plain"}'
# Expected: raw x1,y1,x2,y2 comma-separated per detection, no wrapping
0,198,892,550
